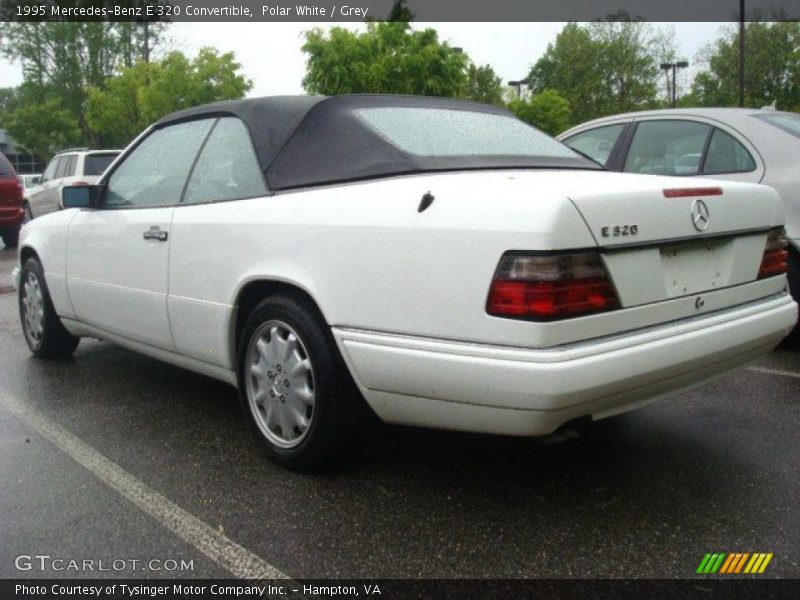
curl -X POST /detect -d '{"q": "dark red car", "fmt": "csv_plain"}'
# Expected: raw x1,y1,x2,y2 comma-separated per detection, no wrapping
0,151,24,248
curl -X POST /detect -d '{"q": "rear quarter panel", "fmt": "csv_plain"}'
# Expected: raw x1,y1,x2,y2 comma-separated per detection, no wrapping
167,170,597,367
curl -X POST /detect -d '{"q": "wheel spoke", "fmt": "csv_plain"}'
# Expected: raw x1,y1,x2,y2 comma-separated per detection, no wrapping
255,338,273,365
288,357,311,378
286,404,309,433
252,388,267,406
250,362,266,381
265,403,277,429
293,385,314,404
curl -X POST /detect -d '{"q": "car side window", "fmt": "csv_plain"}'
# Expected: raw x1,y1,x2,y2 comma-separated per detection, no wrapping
182,117,267,204
42,158,58,182
63,155,77,178
624,120,711,176
702,128,756,174
104,119,215,209
54,155,71,179
562,124,625,166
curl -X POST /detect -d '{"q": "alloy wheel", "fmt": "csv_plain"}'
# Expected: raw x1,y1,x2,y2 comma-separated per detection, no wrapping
245,320,316,449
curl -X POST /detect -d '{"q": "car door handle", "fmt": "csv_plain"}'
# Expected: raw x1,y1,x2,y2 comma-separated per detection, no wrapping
143,226,168,242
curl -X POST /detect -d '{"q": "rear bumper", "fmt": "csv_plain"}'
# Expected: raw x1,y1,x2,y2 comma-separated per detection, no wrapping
333,293,798,436
0,207,23,230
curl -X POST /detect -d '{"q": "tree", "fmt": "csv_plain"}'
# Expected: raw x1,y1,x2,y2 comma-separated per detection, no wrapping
386,0,414,22
508,90,572,136
528,21,672,125
302,22,468,97
463,63,505,106
0,22,167,141
1,95,81,160
689,22,800,110
86,49,252,148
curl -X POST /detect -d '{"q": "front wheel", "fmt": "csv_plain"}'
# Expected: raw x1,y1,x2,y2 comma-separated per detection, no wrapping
19,258,80,358
237,293,361,471
1,229,19,248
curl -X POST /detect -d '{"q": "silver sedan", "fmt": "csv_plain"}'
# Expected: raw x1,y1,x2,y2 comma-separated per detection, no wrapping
559,108,800,342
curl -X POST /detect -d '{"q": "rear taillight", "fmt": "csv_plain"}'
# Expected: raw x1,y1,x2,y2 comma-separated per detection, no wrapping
758,228,789,279
487,252,620,320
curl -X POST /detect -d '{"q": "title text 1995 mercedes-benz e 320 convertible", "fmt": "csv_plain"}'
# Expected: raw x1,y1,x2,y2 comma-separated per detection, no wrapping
13,95,798,469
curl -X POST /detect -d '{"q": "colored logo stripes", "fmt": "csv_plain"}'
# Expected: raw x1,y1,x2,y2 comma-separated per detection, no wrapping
697,552,773,574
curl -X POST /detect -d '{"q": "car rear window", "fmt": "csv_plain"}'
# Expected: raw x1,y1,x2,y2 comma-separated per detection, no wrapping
354,107,578,159
752,112,800,139
84,152,120,176
0,152,15,177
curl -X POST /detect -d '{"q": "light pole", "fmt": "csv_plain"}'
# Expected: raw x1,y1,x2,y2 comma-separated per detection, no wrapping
739,0,746,107
507,78,529,98
660,61,689,108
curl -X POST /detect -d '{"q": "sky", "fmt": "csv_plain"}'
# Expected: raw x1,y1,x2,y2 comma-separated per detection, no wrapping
0,22,729,97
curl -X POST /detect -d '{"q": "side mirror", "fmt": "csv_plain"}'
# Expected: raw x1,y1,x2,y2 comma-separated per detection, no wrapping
62,184,103,209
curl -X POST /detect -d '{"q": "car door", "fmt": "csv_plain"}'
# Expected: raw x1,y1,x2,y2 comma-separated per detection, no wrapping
168,116,270,367
65,118,216,350
28,156,60,217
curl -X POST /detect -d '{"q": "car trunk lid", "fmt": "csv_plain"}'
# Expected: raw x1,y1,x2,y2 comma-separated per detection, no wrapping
566,177,779,308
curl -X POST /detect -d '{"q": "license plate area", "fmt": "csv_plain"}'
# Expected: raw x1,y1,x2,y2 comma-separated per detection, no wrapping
660,238,733,298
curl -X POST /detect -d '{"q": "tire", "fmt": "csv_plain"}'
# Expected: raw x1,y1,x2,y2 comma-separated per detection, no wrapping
2,229,19,248
237,293,360,471
23,202,34,224
18,258,80,358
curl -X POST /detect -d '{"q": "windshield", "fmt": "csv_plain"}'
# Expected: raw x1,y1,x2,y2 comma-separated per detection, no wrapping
752,112,800,140
354,107,579,160
84,152,120,176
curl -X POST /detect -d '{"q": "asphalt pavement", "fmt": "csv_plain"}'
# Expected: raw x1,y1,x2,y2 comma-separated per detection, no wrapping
0,240,798,579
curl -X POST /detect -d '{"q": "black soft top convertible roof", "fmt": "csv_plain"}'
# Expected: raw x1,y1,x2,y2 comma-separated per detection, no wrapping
156,95,598,191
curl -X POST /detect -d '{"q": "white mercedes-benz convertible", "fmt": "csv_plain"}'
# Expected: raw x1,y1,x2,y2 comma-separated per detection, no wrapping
13,95,797,469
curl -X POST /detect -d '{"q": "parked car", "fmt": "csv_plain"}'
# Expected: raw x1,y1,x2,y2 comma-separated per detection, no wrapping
24,148,120,221
18,173,42,190
0,151,23,248
13,96,797,470
558,108,800,341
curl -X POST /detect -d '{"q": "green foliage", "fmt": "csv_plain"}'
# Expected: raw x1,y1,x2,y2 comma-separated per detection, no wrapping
302,22,468,97
463,63,505,106
690,22,800,111
0,21,167,156
386,0,414,22
508,90,572,136
528,21,672,125
2,93,81,160
86,49,252,148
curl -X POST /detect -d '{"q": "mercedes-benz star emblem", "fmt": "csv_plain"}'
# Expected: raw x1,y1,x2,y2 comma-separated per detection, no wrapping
691,199,710,232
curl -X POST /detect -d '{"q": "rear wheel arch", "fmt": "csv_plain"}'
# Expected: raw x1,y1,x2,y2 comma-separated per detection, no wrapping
231,279,330,369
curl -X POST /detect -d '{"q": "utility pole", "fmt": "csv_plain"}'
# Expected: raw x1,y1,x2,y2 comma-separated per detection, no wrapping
143,20,150,63
738,0,745,107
